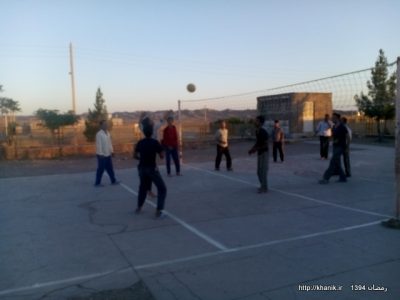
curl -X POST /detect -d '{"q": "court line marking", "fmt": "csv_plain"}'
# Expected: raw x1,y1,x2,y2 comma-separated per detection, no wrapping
0,219,384,296
120,183,228,251
0,269,123,296
134,219,384,269
185,164,392,219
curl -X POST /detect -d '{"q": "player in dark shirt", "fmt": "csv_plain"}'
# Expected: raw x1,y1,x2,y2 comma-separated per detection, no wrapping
319,113,348,184
248,115,270,193
134,123,167,218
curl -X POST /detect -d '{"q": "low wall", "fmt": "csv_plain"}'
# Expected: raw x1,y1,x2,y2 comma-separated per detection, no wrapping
2,143,135,160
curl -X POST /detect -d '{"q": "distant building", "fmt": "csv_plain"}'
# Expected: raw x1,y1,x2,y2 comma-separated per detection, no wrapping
29,118,43,130
257,92,332,137
111,117,123,126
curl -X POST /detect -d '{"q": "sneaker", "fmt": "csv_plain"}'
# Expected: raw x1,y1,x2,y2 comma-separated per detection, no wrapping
257,187,268,193
337,178,347,183
318,179,329,184
111,180,121,185
155,210,166,219
94,183,104,187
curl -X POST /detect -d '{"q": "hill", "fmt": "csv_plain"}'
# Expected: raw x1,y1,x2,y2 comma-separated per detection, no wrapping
112,109,258,123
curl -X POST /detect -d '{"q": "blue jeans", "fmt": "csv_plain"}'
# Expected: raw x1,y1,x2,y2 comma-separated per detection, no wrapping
95,155,116,185
138,167,167,211
165,147,180,175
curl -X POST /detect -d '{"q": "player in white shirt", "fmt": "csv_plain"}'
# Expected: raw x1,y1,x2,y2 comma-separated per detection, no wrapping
315,114,333,160
94,120,119,186
215,120,233,171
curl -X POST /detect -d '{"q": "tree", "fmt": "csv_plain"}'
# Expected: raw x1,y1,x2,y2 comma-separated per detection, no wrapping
355,49,396,141
35,109,80,148
0,97,21,144
84,87,111,142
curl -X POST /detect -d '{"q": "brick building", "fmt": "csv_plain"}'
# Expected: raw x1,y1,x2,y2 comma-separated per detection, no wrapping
257,92,332,137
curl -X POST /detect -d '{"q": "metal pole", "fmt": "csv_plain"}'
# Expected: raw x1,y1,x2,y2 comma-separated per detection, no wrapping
69,43,78,148
395,56,400,219
4,114,8,138
382,56,400,228
178,100,183,163
69,43,77,113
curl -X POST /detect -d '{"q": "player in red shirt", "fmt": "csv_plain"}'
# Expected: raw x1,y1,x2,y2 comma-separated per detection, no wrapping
162,116,181,176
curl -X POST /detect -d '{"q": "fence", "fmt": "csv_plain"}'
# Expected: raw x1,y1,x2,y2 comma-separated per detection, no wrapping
0,114,396,160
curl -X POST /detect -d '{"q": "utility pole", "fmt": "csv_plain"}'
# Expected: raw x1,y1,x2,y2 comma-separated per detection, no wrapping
178,100,183,163
69,43,78,148
204,105,209,136
69,42,77,113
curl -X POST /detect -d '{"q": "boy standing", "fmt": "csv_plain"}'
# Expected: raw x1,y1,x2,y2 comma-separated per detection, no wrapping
248,116,269,193
319,113,348,184
94,120,119,186
134,124,167,218
215,120,233,171
315,114,333,160
162,116,181,176
272,120,284,163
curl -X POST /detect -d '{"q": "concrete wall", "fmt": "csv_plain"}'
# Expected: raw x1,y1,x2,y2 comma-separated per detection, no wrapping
2,142,135,160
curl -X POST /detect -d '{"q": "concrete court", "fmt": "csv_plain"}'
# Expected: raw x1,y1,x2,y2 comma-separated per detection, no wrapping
0,141,399,300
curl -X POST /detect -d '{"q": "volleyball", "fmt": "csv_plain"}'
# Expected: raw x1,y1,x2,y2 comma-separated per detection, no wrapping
186,83,196,93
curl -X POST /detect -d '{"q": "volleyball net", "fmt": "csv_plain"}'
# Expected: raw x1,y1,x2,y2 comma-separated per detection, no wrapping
176,61,397,151
179,61,396,113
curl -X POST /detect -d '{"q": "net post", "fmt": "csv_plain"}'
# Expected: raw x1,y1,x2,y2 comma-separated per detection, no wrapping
178,100,183,164
395,57,400,220
382,56,400,229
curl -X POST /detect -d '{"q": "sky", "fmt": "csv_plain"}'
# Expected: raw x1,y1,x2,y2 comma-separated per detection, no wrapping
0,0,399,115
